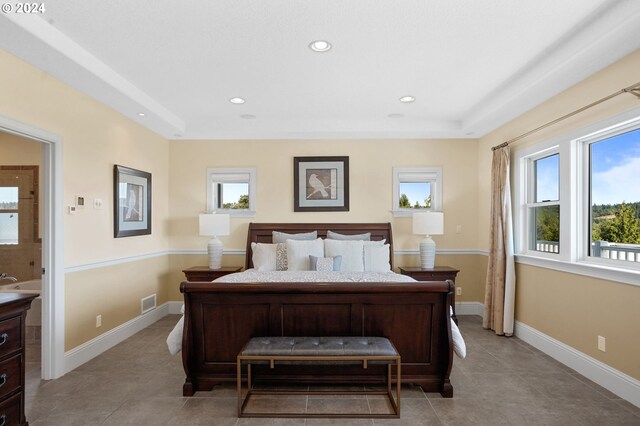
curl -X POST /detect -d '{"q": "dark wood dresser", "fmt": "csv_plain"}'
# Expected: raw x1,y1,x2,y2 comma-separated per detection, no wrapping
0,293,38,426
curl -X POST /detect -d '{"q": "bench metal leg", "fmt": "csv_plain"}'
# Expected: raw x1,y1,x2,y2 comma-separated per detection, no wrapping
237,356,401,418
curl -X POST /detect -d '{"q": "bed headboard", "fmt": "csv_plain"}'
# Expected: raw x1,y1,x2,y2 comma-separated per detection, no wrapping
245,223,394,270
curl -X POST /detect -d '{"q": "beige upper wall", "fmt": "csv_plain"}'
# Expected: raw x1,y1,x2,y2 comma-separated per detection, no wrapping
0,49,171,266
477,49,640,379
477,49,640,248
168,138,480,252
0,49,172,350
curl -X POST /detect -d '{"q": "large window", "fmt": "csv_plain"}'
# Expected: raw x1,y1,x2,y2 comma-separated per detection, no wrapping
585,125,640,263
515,111,640,281
392,167,442,217
206,168,256,217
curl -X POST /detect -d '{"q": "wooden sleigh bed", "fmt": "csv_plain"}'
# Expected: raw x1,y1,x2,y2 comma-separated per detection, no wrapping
180,223,455,397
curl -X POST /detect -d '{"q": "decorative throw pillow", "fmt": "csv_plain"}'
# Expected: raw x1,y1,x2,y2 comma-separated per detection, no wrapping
286,238,324,271
275,243,288,270
364,244,391,272
326,230,371,241
272,230,318,244
323,239,365,272
251,242,278,271
309,255,342,272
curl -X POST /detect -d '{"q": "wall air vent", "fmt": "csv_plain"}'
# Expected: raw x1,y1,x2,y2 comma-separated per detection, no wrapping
141,294,156,314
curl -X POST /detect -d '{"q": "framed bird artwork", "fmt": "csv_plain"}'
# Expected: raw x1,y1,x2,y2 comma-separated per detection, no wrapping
293,156,349,212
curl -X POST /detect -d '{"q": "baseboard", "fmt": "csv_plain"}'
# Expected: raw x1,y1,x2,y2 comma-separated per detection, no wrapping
63,303,170,374
515,321,640,408
168,301,183,314
455,301,484,316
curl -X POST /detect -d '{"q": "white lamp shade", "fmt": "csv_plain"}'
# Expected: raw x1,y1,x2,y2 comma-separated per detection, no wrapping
413,212,444,236
199,214,230,237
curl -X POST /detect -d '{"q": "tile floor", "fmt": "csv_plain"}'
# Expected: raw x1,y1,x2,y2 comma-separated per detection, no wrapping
24,315,639,425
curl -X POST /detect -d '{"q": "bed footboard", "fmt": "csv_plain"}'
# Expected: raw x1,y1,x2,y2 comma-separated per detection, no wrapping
180,280,454,397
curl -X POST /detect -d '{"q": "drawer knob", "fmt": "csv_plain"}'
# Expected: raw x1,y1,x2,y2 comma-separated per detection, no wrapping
0,374,6,387
0,333,7,346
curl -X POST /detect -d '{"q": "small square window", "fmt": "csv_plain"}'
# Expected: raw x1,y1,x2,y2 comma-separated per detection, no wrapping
207,168,256,217
392,167,442,217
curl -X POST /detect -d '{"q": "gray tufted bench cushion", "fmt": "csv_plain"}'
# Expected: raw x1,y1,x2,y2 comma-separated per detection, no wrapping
240,336,398,362
237,336,401,418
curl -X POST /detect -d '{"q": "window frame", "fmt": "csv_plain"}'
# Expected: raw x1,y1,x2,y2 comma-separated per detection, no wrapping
206,168,256,217
392,167,442,217
522,148,561,258
513,107,640,286
0,188,19,245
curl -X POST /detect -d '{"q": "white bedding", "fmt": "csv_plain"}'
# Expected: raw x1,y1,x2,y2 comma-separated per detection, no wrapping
166,270,466,358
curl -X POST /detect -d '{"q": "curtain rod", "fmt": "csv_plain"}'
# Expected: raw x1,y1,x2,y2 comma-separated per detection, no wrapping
491,81,640,151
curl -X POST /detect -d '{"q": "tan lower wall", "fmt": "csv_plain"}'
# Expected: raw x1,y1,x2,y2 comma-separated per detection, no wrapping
515,264,640,380
168,252,488,304
65,255,172,351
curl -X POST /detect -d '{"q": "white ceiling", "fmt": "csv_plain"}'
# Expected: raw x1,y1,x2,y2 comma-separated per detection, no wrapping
2,0,640,140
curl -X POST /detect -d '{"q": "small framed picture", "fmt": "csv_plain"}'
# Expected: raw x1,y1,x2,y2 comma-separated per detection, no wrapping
293,156,349,212
114,165,152,237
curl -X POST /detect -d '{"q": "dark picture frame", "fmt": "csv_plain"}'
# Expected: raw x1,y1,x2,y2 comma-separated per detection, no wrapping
114,165,152,237
293,156,349,212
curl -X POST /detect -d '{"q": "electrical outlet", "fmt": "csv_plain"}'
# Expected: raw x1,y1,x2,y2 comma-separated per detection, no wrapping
96,314,102,328
93,198,103,209
68,206,76,215
456,287,462,296
598,335,606,352
455,225,462,234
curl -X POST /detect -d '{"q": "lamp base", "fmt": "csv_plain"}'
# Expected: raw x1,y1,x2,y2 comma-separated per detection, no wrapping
207,237,223,270
419,235,436,269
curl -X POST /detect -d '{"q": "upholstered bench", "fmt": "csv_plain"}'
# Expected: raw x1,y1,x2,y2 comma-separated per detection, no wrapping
236,336,401,418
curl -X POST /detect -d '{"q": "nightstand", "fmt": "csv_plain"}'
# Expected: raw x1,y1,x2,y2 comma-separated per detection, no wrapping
182,266,242,281
398,266,460,324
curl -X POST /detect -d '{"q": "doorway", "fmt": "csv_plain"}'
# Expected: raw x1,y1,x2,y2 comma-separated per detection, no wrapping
0,116,64,380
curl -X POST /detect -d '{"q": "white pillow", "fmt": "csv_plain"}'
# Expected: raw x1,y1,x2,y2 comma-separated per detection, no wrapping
251,242,277,271
273,231,317,244
324,239,364,272
327,230,371,241
364,244,391,272
286,238,324,271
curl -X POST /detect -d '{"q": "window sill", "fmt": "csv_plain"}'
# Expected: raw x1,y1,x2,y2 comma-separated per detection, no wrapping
515,254,640,287
214,210,256,218
391,209,432,218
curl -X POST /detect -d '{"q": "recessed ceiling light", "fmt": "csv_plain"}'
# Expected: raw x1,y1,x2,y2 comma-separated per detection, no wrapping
309,40,332,52
137,112,146,117
399,96,415,103
229,97,245,104
240,114,256,119
388,113,404,118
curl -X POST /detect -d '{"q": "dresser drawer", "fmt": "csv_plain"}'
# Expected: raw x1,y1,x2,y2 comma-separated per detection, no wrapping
0,317,21,356
0,392,22,426
0,354,21,401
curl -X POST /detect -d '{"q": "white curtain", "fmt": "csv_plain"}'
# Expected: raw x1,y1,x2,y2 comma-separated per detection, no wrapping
483,146,516,336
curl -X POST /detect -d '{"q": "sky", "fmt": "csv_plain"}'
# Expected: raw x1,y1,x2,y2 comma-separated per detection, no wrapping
221,183,248,205
590,129,640,205
400,182,431,207
535,127,640,206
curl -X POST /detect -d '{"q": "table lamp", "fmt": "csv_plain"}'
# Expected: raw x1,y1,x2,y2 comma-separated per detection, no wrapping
199,213,230,269
412,211,444,269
